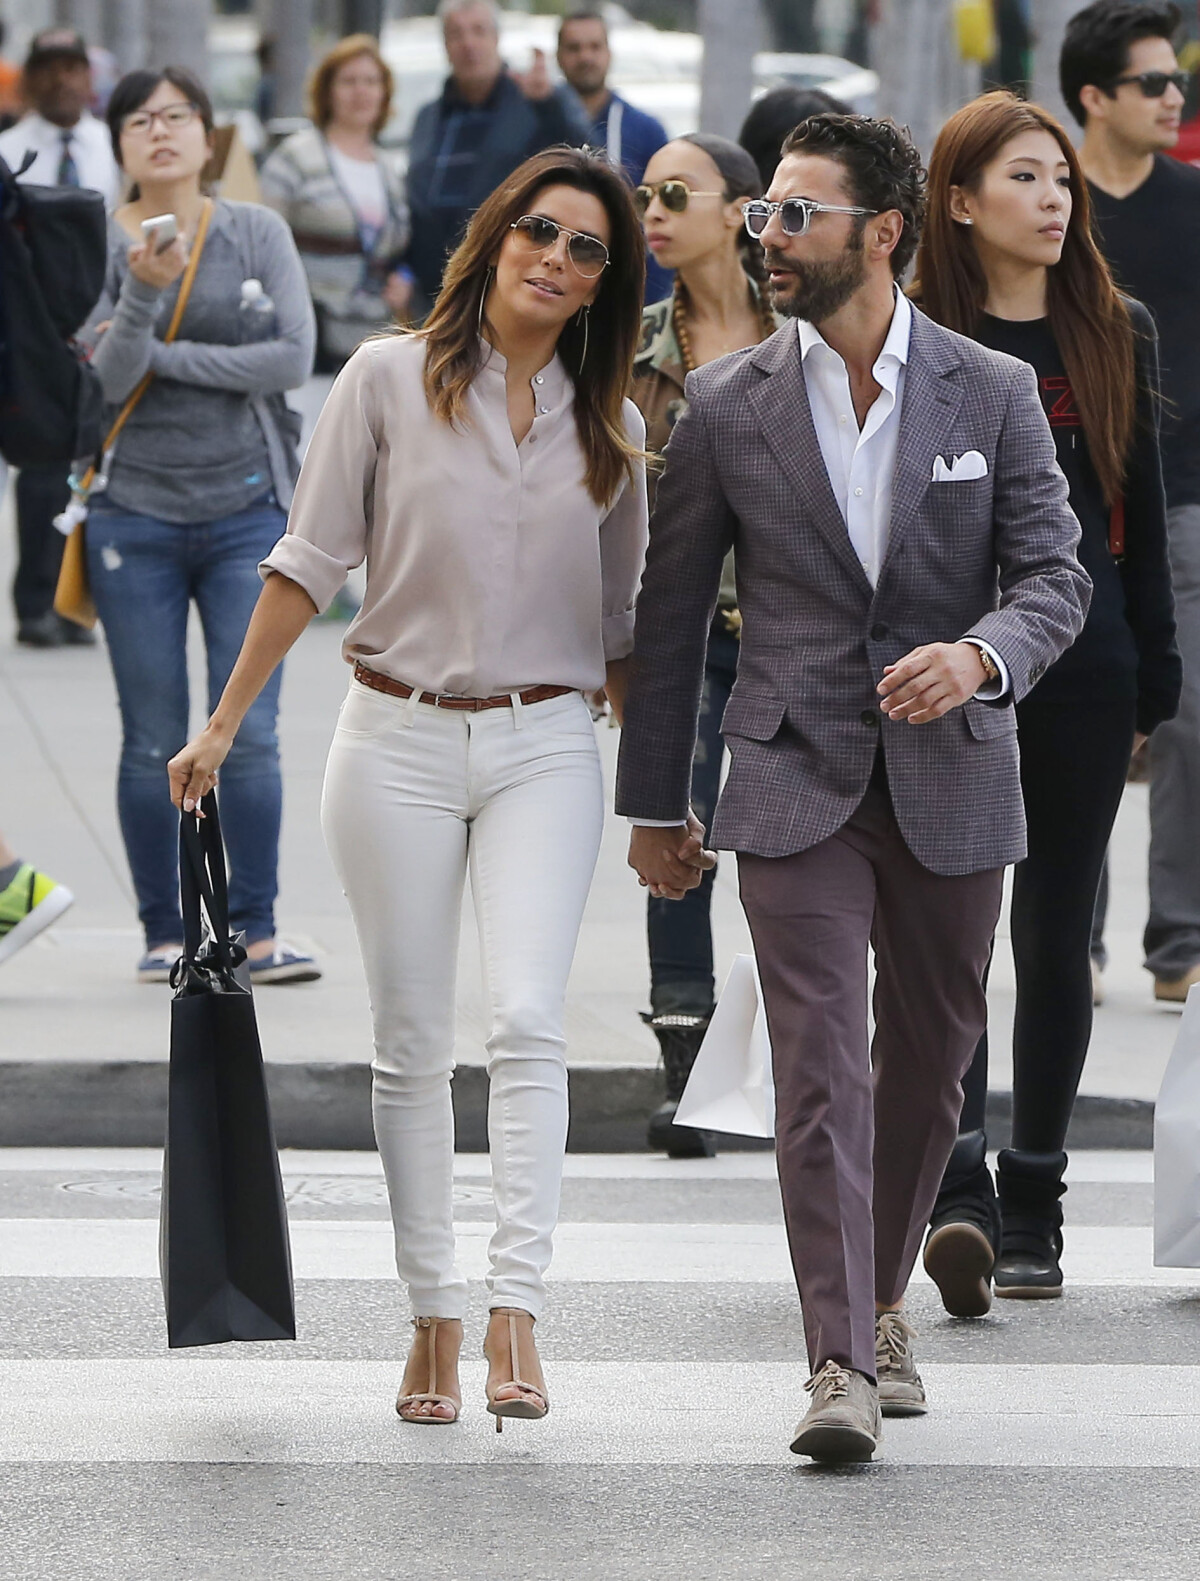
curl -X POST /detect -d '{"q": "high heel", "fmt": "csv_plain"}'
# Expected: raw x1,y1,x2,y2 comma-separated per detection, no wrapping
484,1308,549,1433
395,1316,461,1424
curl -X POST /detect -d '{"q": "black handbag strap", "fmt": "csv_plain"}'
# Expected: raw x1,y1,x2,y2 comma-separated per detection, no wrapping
178,792,242,980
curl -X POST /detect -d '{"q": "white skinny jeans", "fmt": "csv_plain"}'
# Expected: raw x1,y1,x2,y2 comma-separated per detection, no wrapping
321,679,604,1320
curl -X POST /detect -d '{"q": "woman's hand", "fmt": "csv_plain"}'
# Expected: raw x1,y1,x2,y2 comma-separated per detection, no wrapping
168,723,235,814
127,235,188,291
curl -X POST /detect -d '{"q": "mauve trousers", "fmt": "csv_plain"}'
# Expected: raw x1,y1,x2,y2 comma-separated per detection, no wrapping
738,763,1003,1380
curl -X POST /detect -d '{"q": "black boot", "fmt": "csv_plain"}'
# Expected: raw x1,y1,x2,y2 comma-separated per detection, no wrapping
993,1148,1067,1299
922,1129,1000,1317
645,1013,717,1159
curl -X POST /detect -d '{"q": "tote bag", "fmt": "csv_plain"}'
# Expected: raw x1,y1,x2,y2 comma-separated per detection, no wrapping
674,953,775,1139
1154,985,1200,1267
160,791,296,1346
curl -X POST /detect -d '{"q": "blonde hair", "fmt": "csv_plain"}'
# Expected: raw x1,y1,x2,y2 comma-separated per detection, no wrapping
308,34,393,138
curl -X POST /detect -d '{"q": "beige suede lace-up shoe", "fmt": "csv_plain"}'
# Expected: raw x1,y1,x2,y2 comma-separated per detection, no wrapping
875,1311,928,1417
790,1359,881,1462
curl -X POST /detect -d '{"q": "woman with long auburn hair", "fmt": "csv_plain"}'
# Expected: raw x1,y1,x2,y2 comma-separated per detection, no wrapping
166,147,654,1429
912,91,1180,1311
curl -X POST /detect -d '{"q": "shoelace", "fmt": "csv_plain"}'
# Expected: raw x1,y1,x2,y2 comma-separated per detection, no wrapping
875,1312,917,1370
804,1359,852,1401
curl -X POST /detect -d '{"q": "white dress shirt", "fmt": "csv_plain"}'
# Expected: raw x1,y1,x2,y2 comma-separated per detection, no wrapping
0,110,121,209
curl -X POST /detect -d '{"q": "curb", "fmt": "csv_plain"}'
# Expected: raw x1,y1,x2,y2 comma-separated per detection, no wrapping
0,1062,1154,1151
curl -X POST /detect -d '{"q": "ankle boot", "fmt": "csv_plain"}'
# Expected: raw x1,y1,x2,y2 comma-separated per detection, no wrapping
994,1148,1067,1299
923,1129,1000,1317
645,1013,717,1159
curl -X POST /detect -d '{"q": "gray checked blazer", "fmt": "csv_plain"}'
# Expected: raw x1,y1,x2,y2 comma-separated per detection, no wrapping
615,306,1092,876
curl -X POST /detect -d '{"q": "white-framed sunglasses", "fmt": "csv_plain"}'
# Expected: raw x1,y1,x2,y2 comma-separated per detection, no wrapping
743,196,878,239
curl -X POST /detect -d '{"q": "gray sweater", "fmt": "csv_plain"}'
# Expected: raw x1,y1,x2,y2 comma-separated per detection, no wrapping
84,200,316,524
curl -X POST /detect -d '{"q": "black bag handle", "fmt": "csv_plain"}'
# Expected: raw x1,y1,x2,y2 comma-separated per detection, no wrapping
178,792,244,983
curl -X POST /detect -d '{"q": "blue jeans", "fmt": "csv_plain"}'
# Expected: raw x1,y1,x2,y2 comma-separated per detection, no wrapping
87,496,286,949
646,617,741,1016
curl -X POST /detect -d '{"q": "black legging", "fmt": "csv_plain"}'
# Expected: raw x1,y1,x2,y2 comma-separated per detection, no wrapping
959,685,1136,1152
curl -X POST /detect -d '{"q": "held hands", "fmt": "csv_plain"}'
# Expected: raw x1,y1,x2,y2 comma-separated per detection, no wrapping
168,724,235,816
127,235,188,291
510,47,554,102
877,641,988,724
628,811,717,901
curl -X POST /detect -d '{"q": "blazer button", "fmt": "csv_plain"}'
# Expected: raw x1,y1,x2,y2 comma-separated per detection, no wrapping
860,709,879,727
871,623,889,641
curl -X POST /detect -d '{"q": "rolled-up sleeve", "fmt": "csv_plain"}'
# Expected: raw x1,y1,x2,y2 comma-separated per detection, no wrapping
259,344,379,612
599,402,649,661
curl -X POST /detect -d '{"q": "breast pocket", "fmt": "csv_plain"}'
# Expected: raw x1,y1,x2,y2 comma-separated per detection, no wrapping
721,693,787,741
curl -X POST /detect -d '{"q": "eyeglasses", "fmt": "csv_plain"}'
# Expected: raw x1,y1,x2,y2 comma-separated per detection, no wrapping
1109,69,1191,98
743,196,878,239
121,102,201,136
634,180,725,215
509,214,610,278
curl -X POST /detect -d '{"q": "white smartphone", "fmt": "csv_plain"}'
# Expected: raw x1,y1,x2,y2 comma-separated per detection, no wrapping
141,213,178,253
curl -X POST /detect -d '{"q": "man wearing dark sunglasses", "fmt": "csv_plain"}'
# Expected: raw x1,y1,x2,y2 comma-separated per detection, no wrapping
1064,3,1200,1006
618,112,1089,1462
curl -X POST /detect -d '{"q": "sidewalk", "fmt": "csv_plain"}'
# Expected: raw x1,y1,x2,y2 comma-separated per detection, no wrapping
0,471,1180,1147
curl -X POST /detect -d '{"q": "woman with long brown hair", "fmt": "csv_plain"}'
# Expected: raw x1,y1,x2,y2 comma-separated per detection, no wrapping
166,147,651,1428
913,91,1179,1311
630,133,777,1158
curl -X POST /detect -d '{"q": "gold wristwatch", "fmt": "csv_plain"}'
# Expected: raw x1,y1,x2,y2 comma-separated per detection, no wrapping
970,643,999,685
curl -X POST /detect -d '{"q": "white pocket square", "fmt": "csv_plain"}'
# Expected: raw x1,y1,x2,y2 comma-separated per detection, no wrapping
932,450,988,483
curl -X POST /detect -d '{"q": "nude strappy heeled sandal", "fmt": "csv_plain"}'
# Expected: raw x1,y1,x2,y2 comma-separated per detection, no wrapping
484,1308,549,1433
395,1316,461,1425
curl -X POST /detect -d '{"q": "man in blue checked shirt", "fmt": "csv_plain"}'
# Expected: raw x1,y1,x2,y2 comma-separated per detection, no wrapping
556,9,672,303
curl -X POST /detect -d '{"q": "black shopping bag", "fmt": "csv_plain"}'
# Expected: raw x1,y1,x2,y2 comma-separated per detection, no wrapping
160,791,296,1348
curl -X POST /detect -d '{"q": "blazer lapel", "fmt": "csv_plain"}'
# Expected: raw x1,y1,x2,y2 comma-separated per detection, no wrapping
883,309,965,573
747,329,873,589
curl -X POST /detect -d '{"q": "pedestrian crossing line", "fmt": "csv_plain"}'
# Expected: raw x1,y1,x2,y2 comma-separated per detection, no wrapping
0,1360,1196,1468
0,1219,1194,1285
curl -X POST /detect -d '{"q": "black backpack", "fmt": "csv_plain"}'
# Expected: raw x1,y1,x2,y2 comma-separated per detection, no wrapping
0,151,107,467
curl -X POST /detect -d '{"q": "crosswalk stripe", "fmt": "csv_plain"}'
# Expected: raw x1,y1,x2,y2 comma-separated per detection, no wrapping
1,1218,1195,1285
0,1359,1196,1468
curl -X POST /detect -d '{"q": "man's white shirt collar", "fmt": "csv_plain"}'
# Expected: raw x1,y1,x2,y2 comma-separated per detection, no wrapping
796,286,912,386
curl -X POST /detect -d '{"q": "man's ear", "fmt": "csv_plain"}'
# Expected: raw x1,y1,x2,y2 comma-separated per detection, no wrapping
871,208,905,263
1078,83,1110,122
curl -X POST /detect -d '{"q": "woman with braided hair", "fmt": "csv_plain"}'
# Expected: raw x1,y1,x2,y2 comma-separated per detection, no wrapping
630,133,779,1157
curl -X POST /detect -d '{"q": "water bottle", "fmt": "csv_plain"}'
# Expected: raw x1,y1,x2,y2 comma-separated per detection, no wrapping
238,277,275,342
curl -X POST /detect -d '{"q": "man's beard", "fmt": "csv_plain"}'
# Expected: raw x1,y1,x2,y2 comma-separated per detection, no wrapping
766,227,866,325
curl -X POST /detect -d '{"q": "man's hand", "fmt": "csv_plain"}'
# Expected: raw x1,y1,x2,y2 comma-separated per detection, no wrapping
510,47,554,101
629,813,717,900
877,641,989,724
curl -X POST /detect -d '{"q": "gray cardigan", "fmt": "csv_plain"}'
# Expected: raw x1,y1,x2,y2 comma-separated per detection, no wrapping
84,200,316,523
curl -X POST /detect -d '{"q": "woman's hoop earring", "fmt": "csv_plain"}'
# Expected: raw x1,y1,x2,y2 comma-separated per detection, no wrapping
478,266,494,334
577,304,590,373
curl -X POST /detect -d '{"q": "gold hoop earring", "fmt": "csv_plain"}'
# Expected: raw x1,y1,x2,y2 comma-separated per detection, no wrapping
577,304,590,373
478,266,494,335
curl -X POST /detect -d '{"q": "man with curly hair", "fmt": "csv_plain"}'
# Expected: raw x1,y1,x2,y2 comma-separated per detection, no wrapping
618,114,1091,1461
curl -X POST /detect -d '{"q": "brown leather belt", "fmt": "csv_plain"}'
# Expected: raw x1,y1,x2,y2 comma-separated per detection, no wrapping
354,662,575,713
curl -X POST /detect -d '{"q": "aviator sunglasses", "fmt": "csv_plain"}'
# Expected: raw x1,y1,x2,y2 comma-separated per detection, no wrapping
509,214,610,278
743,196,878,239
634,179,726,215
1109,69,1191,97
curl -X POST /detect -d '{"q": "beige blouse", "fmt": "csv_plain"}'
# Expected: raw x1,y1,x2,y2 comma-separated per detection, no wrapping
260,333,649,697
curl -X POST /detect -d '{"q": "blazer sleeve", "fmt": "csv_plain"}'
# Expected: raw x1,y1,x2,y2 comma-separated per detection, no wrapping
259,343,378,611
615,380,736,821
1118,302,1182,735
963,360,1093,703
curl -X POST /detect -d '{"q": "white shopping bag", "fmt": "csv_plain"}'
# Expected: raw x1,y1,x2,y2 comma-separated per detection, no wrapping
1154,984,1200,1266
674,954,775,1138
